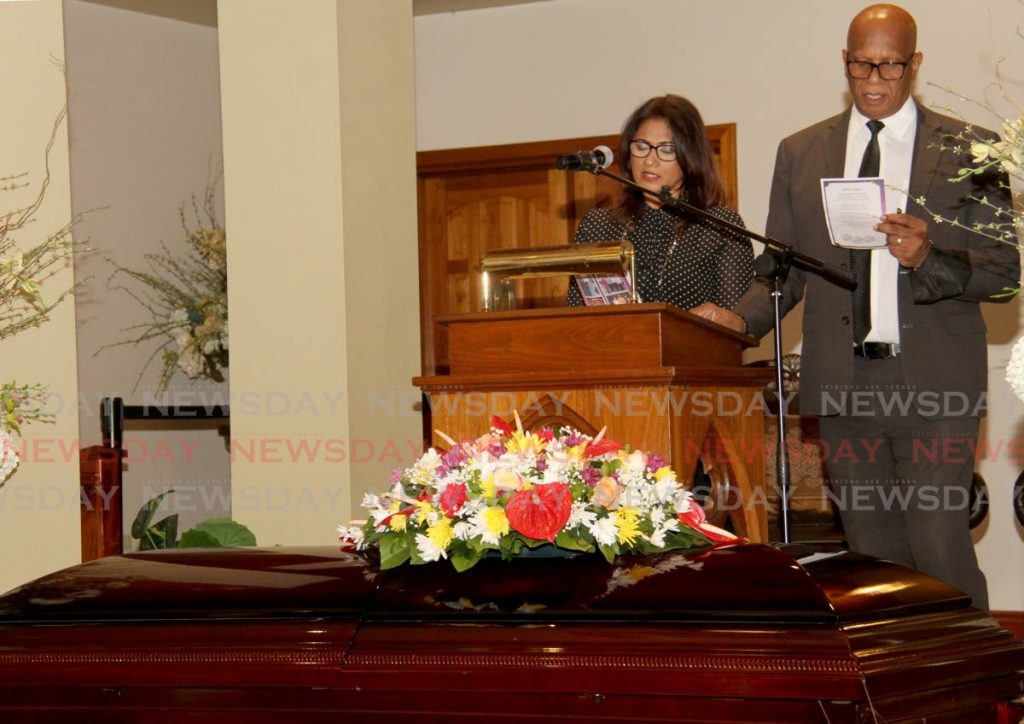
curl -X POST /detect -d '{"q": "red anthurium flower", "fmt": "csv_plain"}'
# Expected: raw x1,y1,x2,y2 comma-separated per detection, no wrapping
585,438,622,458
677,504,740,544
677,504,706,527
505,482,572,542
440,483,467,518
490,415,513,436
536,428,554,442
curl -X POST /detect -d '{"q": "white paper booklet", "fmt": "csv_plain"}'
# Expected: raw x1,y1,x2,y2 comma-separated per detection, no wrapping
820,177,888,249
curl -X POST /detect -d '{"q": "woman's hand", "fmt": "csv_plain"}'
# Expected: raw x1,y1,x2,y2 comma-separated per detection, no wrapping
690,303,746,333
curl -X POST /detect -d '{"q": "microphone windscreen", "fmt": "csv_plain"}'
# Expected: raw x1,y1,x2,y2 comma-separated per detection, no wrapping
592,145,614,169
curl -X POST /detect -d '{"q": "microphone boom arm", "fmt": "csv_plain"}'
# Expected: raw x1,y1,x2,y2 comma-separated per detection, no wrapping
587,167,854,290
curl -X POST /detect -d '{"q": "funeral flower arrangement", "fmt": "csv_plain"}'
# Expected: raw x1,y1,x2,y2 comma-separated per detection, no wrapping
105,182,227,391
339,415,736,572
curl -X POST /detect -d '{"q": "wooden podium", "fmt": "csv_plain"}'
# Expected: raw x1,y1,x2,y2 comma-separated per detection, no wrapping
414,304,774,542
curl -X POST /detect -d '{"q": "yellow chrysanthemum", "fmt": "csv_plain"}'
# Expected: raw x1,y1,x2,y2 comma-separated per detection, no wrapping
480,476,497,500
482,507,510,538
413,500,434,524
427,517,453,551
654,466,675,481
615,507,642,546
388,514,408,532
566,443,587,464
506,430,544,456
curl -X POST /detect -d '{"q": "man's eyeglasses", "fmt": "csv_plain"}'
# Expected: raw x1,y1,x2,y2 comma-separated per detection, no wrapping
846,57,913,81
629,139,677,162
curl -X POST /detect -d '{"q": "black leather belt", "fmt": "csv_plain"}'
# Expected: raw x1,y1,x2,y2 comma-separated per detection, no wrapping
853,342,900,359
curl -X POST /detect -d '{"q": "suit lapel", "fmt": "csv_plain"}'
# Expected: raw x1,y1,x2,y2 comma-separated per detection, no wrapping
908,103,945,208
824,109,850,178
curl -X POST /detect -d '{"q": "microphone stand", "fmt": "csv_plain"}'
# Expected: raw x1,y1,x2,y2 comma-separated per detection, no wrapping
578,164,854,543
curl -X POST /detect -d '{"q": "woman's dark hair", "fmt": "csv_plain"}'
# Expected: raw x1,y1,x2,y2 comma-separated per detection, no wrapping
615,94,726,222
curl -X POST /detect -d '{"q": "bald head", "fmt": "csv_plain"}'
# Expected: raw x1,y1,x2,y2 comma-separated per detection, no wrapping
848,4,917,56
843,3,921,120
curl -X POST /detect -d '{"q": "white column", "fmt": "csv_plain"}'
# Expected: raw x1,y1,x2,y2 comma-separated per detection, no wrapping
0,0,80,592
219,0,420,544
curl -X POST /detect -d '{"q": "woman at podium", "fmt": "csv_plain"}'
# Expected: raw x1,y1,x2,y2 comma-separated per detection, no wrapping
567,94,754,310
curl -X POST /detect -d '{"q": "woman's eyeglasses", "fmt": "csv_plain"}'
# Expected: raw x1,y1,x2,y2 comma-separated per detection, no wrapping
629,139,677,162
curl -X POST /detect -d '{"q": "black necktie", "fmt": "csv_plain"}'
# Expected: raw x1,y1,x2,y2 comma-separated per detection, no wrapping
851,119,884,345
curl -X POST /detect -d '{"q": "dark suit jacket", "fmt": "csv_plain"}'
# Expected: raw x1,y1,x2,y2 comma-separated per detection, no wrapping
735,103,1019,417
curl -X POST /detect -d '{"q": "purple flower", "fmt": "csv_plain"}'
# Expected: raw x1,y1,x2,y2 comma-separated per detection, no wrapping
563,430,587,446
646,453,667,473
581,467,602,486
437,443,470,476
388,467,404,484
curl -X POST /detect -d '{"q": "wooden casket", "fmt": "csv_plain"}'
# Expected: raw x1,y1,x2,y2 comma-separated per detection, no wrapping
0,542,1020,723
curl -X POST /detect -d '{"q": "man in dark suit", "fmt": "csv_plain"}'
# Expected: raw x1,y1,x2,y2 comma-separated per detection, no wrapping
692,3,1019,610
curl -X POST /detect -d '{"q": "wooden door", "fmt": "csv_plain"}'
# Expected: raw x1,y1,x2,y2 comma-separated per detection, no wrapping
417,127,737,376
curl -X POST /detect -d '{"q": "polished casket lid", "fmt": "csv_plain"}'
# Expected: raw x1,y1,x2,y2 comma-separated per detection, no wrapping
0,542,1020,723
0,542,969,624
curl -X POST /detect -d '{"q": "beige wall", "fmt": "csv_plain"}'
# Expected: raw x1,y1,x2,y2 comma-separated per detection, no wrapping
414,0,1024,610
65,0,229,544
0,0,80,594
218,0,420,544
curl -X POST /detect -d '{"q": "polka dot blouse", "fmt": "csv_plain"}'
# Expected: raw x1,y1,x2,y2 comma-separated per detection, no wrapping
567,204,755,310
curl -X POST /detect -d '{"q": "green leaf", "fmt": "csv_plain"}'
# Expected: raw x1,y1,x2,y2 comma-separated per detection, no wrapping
379,534,411,569
600,459,622,476
451,547,484,572
140,514,179,550
597,542,618,564
131,490,175,540
178,529,220,548
180,517,256,548
553,532,593,552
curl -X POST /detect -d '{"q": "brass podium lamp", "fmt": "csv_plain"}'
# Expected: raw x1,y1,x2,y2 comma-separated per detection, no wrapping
479,240,636,311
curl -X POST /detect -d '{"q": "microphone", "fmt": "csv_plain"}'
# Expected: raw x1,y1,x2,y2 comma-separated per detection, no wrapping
554,145,614,171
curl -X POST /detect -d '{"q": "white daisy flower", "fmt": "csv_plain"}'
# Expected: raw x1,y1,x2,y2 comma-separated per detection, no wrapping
589,515,619,547
415,533,448,562
567,500,597,530
646,518,679,548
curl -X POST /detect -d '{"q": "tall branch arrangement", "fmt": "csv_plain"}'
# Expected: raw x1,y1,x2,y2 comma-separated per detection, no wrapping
928,55,1024,401
104,180,227,392
1,103,82,487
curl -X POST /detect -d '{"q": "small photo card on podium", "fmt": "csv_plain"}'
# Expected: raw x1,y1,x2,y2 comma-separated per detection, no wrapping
576,274,633,305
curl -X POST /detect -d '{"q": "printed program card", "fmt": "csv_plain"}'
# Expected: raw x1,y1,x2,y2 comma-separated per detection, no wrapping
820,177,888,249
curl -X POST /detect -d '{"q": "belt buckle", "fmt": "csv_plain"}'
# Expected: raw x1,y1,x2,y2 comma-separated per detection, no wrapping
854,342,899,359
